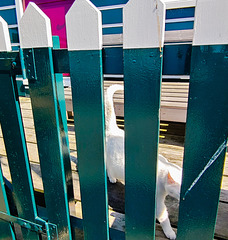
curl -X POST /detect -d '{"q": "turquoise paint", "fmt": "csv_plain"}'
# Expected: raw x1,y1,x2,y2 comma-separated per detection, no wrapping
102,8,122,25
9,28,19,44
102,44,192,76
52,49,70,73
68,49,109,240
177,45,228,240
163,44,192,75
0,0,15,7
103,47,123,75
124,48,162,240
165,21,194,31
103,27,123,35
0,168,16,239
16,80,26,97
23,47,72,239
53,36,74,216
0,57,39,239
166,7,195,19
91,0,128,7
0,8,17,25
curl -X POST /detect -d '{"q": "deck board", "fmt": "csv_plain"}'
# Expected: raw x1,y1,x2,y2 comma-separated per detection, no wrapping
0,96,227,239
64,81,189,123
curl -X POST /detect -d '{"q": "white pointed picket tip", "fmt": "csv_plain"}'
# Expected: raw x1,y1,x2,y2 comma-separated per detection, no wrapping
193,0,228,46
19,2,53,49
66,0,102,51
0,17,11,51
123,0,165,49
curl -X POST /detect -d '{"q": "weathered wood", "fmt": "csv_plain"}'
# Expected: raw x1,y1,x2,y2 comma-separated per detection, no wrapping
64,81,189,123
123,0,165,49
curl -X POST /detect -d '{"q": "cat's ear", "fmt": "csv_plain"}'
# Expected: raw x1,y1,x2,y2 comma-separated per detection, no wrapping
167,171,176,185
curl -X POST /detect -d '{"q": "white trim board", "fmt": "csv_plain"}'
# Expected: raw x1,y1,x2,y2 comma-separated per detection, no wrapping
0,5,16,11
166,17,194,23
95,1,196,11
15,0,23,21
102,23,123,28
98,4,125,11
163,0,196,9
103,29,193,46
8,24,18,28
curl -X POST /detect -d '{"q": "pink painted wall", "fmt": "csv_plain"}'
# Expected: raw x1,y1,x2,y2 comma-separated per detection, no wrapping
24,0,74,48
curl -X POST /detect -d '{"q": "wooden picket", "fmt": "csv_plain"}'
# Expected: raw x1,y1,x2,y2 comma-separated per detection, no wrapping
0,18,16,240
0,15,44,240
0,0,227,240
177,0,228,239
19,3,72,239
123,0,165,239
66,0,109,239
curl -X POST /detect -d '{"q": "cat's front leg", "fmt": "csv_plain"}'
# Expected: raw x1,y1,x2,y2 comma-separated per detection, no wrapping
156,201,176,240
159,218,176,240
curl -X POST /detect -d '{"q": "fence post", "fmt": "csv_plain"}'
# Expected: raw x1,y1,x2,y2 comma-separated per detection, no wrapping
0,16,41,239
66,0,109,239
0,20,16,238
52,36,75,217
19,3,72,239
123,0,165,239
177,0,228,239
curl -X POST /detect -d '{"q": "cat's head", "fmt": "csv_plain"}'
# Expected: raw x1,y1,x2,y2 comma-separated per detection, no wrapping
165,168,182,201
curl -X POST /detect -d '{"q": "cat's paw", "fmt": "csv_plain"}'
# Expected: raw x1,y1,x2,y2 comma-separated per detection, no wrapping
160,218,176,240
108,176,117,184
164,229,176,240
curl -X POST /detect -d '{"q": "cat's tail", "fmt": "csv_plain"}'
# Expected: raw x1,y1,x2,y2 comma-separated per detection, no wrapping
105,84,124,132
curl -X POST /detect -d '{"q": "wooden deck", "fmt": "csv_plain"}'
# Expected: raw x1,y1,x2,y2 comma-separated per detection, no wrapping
0,96,228,239
65,80,189,123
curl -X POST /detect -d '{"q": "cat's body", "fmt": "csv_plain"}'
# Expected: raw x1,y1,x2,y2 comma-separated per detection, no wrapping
105,85,182,240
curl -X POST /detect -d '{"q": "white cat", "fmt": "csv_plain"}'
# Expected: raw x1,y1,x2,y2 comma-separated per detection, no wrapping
104,84,182,240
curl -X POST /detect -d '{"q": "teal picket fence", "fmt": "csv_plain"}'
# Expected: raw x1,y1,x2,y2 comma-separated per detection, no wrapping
0,0,227,239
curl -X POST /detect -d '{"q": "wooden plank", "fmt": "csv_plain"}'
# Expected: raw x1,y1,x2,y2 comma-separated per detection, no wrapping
123,0,165,239
160,101,188,108
20,3,72,238
161,97,188,102
161,92,189,97
177,0,228,239
160,107,187,123
66,1,109,239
